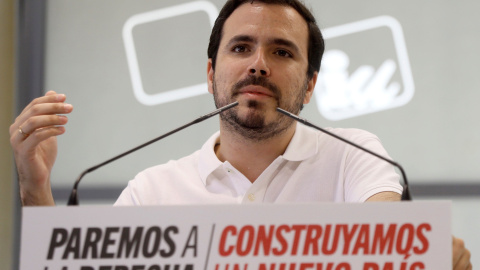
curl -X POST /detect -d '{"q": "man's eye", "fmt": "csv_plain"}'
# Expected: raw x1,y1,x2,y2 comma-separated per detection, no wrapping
233,45,247,53
276,49,292,58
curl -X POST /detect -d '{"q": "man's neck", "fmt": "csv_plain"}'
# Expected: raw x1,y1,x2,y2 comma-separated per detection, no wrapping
215,122,296,183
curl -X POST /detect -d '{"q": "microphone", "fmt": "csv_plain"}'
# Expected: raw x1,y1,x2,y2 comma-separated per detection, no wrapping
67,101,239,206
276,107,412,201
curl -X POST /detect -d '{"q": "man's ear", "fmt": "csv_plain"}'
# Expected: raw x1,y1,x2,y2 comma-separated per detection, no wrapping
303,71,318,104
207,58,214,94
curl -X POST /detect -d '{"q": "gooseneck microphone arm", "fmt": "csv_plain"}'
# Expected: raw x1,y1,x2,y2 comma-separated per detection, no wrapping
276,107,412,201
67,101,239,206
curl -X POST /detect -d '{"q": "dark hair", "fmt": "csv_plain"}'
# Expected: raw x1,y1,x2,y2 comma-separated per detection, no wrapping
207,0,324,79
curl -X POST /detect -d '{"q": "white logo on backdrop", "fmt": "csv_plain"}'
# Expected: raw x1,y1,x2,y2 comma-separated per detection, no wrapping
318,50,400,112
122,1,218,106
318,16,414,120
123,3,414,120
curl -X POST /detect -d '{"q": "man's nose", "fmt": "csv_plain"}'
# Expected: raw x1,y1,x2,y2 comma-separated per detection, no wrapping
248,50,270,76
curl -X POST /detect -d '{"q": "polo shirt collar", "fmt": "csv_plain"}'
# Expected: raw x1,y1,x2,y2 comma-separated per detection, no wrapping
281,123,319,161
198,131,223,185
197,123,319,185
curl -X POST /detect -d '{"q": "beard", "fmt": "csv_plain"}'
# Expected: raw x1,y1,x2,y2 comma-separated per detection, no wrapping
213,74,308,141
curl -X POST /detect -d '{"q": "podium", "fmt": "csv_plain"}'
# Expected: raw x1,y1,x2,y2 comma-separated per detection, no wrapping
20,202,451,269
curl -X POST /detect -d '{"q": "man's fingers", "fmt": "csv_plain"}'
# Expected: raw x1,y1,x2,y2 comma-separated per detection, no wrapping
21,126,66,150
19,92,65,115
23,101,72,119
454,250,471,270
11,102,73,137
452,237,464,264
11,115,69,145
452,237,472,270
12,91,68,134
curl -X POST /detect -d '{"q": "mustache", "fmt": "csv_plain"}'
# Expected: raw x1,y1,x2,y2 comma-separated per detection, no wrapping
231,76,281,99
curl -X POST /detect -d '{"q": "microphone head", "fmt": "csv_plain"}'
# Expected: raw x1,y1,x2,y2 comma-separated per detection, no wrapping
401,186,412,201
67,188,79,206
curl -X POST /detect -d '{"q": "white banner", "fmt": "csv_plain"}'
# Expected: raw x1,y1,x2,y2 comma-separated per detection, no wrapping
21,202,451,270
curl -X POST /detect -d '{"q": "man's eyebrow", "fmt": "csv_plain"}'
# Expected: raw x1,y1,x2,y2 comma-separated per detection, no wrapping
226,35,256,47
271,38,301,53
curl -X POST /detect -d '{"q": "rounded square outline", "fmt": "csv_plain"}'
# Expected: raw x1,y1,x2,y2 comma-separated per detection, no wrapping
122,1,218,106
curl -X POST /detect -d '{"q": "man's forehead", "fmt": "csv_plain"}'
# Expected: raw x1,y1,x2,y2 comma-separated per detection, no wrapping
220,2,309,51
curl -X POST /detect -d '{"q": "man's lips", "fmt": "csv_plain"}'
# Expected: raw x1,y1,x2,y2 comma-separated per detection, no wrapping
238,86,275,98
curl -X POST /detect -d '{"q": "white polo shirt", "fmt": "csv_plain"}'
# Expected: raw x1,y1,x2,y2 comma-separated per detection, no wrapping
114,123,402,206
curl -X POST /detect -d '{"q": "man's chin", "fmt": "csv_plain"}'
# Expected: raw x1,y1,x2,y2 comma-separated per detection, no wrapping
222,109,294,141
233,112,266,130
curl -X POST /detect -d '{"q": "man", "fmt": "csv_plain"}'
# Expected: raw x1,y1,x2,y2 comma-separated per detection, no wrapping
9,0,471,268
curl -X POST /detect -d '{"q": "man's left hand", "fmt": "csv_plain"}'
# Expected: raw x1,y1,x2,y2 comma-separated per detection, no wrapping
452,236,472,270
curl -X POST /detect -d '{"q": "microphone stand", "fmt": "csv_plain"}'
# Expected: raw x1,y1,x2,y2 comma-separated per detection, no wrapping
277,107,412,201
67,101,239,206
